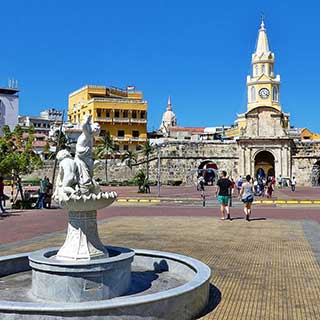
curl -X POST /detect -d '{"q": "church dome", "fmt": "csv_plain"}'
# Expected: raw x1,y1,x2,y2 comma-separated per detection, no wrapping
159,96,177,133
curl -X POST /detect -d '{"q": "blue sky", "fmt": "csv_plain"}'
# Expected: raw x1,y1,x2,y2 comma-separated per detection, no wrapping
1,0,319,132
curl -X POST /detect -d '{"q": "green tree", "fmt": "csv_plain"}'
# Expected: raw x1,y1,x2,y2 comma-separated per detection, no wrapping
121,150,137,171
1,125,12,139
13,125,23,148
0,135,42,176
95,131,115,183
43,141,50,154
26,125,35,153
133,169,146,192
58,131,68,150
141,140,153,180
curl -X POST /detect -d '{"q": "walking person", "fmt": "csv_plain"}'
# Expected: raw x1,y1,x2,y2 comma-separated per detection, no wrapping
0,177,7,215
215,171,232,220
277,174,282,188
290,176,296,192
237,176,242,195
266,179,273,198
35,176,48,209
44,178,53,209
197,171,206,207
230,178,235,198
239,175,254,221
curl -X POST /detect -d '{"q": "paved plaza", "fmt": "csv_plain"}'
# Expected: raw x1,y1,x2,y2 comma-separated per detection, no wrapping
1,187,320,319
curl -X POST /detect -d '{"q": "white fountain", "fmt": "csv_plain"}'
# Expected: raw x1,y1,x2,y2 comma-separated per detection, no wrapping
0,115,212,319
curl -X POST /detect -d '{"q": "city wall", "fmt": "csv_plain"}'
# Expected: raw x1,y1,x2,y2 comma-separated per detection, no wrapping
25,140,320,186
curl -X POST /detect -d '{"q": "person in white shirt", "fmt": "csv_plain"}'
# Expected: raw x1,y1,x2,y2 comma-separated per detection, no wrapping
291,176,296,192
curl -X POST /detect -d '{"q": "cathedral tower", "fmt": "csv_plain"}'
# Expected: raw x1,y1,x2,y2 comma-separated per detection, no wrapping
159,96,177,134
247,19,281,112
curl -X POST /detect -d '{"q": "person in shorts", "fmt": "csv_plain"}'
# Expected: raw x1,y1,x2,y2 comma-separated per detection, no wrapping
237,176,242,195
239,175,254,221
216,171,232,220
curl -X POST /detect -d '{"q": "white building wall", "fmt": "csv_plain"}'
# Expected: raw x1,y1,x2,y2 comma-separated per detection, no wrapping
0,93,19,133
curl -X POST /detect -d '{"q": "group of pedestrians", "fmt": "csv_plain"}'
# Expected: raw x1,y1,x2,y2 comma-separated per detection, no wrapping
35,176,53,209
197,169,299,221
216,171,254,221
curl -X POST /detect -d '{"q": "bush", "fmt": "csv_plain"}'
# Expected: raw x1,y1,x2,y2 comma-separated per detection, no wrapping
22,178,41,186
167,180,183,186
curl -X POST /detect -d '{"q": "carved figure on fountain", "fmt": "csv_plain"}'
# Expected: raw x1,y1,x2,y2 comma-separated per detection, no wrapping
53,149,79,202
75,114,101,195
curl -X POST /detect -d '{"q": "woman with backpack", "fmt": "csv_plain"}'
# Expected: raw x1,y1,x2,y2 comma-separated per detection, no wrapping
239,175,255,221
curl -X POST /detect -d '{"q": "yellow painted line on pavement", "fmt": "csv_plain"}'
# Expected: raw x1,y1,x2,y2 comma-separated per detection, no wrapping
313,200,320,204
253,200,262,204
299,200,313,204
139,199,150,203
275,200,286,204
128,199,139,203
117,199,127,202
150,199,161,203
261,200,274,204
286,200,299,204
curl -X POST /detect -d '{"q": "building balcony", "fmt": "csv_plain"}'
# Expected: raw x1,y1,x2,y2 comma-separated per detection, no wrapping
96,117,112,122
114,136,130,142
130,118,147,124
130,137,147,142
113,118,130,123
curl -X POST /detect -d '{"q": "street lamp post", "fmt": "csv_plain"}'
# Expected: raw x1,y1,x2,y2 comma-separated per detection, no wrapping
51,110,65,187
157,147,161,197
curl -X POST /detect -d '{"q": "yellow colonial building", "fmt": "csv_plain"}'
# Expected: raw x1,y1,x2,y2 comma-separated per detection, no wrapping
68,85,147,152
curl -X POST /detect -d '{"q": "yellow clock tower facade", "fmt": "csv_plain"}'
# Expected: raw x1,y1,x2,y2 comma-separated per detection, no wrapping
247,19,281,112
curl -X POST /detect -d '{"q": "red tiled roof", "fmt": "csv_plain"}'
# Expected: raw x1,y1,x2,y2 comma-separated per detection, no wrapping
169,127,205,133
23,132,47,139
32,141,47,147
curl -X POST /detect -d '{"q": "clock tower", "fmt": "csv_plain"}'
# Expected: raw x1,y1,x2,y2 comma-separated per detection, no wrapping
247,19,281,112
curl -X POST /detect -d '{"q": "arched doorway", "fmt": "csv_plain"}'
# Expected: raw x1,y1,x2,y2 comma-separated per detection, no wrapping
254,151,275,178
311,161,320,186
198,160,218,185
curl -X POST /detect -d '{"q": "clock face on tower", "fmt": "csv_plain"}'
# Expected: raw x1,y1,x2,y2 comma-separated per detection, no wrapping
259,88,270,99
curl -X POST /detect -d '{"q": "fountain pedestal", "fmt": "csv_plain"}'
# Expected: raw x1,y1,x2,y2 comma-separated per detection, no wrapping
29,246,134,302
57,210,108,260
28,191,136,303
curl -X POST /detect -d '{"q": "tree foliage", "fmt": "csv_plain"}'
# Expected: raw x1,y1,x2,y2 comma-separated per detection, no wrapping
141,140,153,180
0,125,42,176
121,150,137,170
95,131,115,182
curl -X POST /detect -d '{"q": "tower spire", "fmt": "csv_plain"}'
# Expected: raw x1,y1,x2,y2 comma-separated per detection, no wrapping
255,17,270,55
167,96,172,111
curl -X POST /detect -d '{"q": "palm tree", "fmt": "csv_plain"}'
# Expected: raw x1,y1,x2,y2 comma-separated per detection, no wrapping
141,140,153,180
96,131,115,183
121,150,137,171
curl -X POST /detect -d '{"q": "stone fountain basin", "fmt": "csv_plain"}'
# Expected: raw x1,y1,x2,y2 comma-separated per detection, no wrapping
59,191,117,211
0,247,211,320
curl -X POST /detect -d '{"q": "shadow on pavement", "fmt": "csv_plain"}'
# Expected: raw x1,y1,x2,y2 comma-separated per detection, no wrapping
249,217,267,221
230,216,245,221
197,283,221,318
0,213,22,219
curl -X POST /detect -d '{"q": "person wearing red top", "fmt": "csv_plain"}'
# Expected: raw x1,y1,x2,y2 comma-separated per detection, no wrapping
0,177,6,214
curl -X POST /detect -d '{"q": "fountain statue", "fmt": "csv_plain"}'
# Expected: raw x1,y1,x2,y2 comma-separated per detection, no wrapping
53,114,117,260
0,115,211,319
